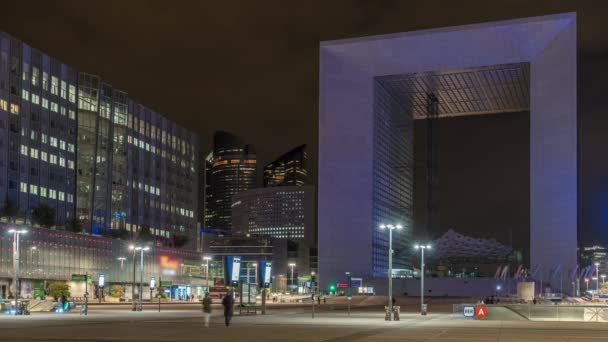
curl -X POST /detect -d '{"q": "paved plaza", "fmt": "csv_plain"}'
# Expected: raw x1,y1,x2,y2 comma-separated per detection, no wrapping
1,306,608,341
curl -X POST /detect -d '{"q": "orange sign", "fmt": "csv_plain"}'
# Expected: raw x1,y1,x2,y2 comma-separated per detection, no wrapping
475,305,488,319
159,255,179,269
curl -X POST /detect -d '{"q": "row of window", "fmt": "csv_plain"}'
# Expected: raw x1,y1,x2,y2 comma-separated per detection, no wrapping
20,145,75,169
125,223,171,238
19,181,73,203
127,134,195,171
128,115,194,158
0,98,19,114
23,63,77,103
21,89,76,120
24,130,75,153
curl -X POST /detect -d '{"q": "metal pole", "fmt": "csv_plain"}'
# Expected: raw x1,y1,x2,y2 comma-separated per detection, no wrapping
205,260,209,292
291,266,294,293
421,247,425,314
158,277,161,312
132,251,136,311
388,227,393,321
13,231,19,303
139,250,144,311
84,272,88,315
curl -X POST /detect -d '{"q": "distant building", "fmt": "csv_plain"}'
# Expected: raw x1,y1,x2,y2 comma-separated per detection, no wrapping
232,185,316,286
579,245,608,273
434,229,513,259
204,131,256,231
264,144,308,187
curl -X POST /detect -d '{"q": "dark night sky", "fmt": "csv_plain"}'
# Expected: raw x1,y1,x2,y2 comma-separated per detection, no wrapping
2,1,608,248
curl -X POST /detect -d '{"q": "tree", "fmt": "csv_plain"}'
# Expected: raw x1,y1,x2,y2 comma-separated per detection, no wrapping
109,285,124,299
66,217,83,233
47,282,70,300
1,196,19,222
31,203,56,228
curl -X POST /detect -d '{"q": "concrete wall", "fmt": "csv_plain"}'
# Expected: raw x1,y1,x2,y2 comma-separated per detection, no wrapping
368,277,509,298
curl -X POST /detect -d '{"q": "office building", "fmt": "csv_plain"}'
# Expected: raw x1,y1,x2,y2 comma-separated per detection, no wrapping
0,31,198,249
263,144,308,187
204,131,256,231
319,14,576,292
76,73,198,248
232,185,316,287
0,33,78,227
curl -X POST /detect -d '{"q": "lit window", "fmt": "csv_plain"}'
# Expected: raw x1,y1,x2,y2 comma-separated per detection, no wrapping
40,151,47,162
68,143,75,153
69,110,75,120
0,99,7,111
41,133,48,144
10,103,19,114
155,188,160,196
67,194,73,203
49,154,57,164
30,130,37,140
68,160,74,169
58,191,64,201
30,148,38,159
40,187,47,198
68,84,76,103
59,157,65,167
42,72,49,90
20,182,28,193
42,98,48,109
29,184,37,195
60,80,67,99
20,145,28,156
32,67,39,86
21,89,29,101
22,62,29,81
51,76,59,95
60,106,66,116
49,189,56,199
31,94,40,105
50,137,58,147
59,140,66,150
50,102,58,112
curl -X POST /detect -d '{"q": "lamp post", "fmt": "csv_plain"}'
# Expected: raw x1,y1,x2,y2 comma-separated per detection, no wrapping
289,263,296,294
252,262,258,284
585,278,589,292
8,229,27,304
203,256,212,293
129,245,150,311
379,224,402,321
117,257,126,270
595,263,600,295
602,274,606,286
414,244,431,315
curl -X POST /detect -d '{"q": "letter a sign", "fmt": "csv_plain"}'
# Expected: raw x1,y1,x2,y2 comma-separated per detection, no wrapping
475,305,488,319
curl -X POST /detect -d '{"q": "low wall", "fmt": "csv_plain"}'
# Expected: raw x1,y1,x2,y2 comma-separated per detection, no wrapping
368,277,513,297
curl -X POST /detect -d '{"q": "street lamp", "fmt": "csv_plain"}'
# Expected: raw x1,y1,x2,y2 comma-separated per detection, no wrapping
8,229,27,303
595,262,600,294
379,223,402,321
289,263,296,293
203,256,212,292
117,257,126,270
129,245,150,311
414,244,432,315
602,274,606,286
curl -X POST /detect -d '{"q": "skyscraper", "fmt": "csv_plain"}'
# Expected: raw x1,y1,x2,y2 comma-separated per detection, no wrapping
263,144,307,187
204,131,256,231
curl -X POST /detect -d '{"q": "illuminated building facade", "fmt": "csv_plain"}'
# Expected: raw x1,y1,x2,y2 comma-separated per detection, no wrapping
204,131,256,231
0,31,198,249
76,73,198,247
0,32,78,227
263,144,308,187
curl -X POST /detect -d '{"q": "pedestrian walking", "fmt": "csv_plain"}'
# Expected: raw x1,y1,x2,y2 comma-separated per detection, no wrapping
222,293,235,327
323,295,326,304
317,294,321,305
202,292,212,328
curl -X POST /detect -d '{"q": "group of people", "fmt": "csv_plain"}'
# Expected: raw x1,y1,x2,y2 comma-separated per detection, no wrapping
201,292,235,328
179,294,196,302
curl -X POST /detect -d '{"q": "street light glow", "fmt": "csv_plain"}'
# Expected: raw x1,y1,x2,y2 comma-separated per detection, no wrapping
203,256,212,261
289,263,296,267
8,229,27,234
379,224,386,229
